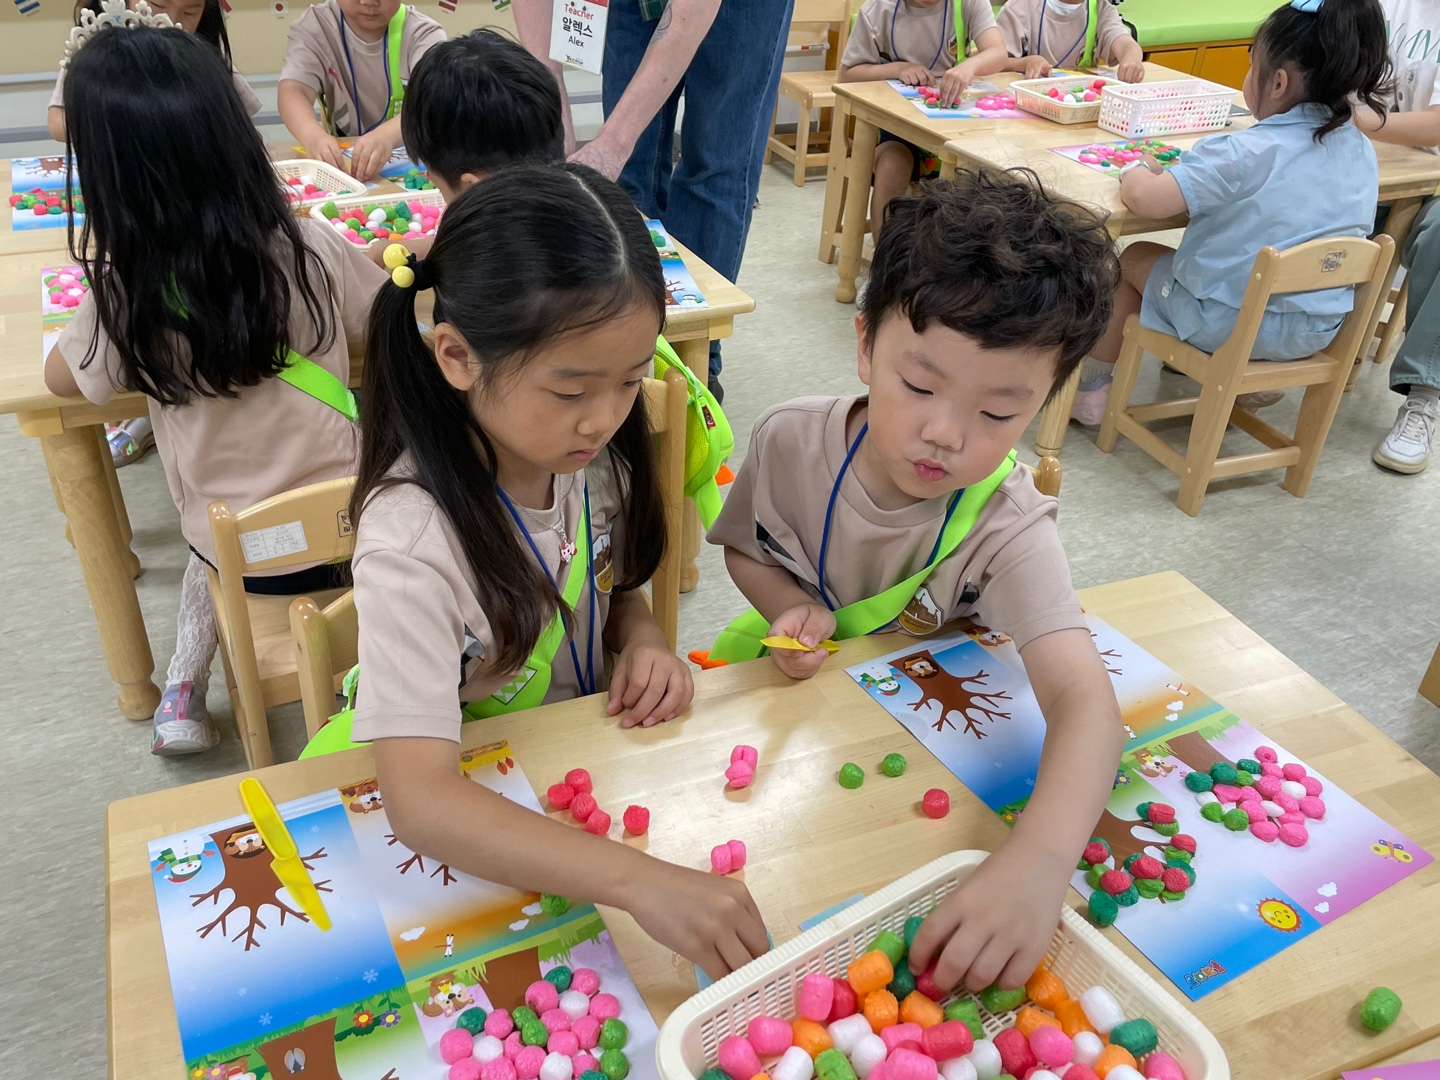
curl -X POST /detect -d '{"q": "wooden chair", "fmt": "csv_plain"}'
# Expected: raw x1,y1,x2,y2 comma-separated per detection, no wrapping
767,0,852,187
1422,639,1440,707
289,372,689,739
207,476,356,768
1097,235,1395,516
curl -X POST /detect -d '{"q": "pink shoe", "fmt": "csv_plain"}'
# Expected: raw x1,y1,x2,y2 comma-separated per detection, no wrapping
1070,380,1112,426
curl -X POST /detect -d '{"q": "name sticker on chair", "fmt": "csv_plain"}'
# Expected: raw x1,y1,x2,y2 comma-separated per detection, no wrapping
240,520,309,564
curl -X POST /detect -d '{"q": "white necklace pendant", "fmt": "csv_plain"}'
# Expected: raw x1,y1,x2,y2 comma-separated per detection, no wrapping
559,539,577,564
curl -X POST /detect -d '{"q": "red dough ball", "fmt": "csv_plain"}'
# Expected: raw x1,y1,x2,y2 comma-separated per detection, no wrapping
548,783,576,810
1130,856,1163,880
1082,841,1110,866
570,793,598,822
994,1029,1036,1077
1170,834,1197,854
1099,869,1133,896
584,810,612,836
915,965,944,1001
1065,1067,1101,1080
623,805,650,835
1146,804,1176,825
827,978,858,1022
565,768,594,794
921,1020,973,1061
1160,867,1191,892
922,789,950,818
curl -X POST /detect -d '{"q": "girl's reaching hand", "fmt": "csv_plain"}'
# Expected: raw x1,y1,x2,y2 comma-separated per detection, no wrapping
626,860,770,980
608,641,693,727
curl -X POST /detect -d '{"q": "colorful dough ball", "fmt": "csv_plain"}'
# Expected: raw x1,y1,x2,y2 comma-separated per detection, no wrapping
483,1059,520,1080
839,763,866,789
888,964,917,1000
1087,890,1120,926
1086,864,1107,889
1107,1018,1157,1058
1099,869,1133,895
717,1036,761,1080
881,753,909,777
1141,1051,1185,1080
943,999,984,1039
1129,856,1163,880
1199,802,1225,823
589,993,621,1021
978,983,1027,1014
516,1046,547,1080
571,969,601,997
540,1053,574,1080
1236,757,1261,774
622,805,650,835
541,893,571,916
828,978,859,1022
443,1028,477,1064
572,1014,601,1048
1183,771,1213,792
1134,878,1164,900
1160,867,1191,892
1113,884,1141,906
565,768,594,794
1282,762,1307,781
1209,763,1238,785
1028,1025,1074,1067
570,793,598,822
992,1028,1036,1077
799,972,836,1022
1145,804,1175,825
1360,986,1402,1032
1222,808,1249,831
1278,822,1309,847
922,789,950,818
773,1047,817,1080
456,1008,490,1034
1082,839,1111,866
584,810,612,836
548,783,576,810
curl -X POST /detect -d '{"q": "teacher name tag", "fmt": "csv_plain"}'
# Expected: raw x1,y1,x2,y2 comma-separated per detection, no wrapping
550,0,608,75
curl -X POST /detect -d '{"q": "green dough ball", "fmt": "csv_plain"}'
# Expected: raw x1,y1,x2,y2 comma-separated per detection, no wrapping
455,1008,488,1034
541,893,571,916
1200,802,1225,823
600,1018,630,1051
1115,885,1140,907
511,1007,538,1026
1135,878,1164,899
1361,987,1402,1031
1088,836,1111,856
1163,846,1191,864
593,1073,618,1080
888,963,917,999
815,1048,858,1080
1086,864,1107,889
1109,1018,1158,1057
978,984,1027,1014
1236,757,1261,774
881,753,908,777
1134,801,1153,821
1223,807,1250,831
1166,859,1196,884
870,929,907,966
1122,853,1143,872
839,763,865,789
601,1049,631,1080
1154,821,1179,837
1161,889,1185,902
997,1075,1019,1080
904,915,926,948
320,201,339,219
1184,771,1214,793
545,966,574,992
1088,890,1120,927
1235,770,1255,787
944,998,984,1039
698,1071,728,1080
1210,762,1238,785
522,1018,550,1046
1077,855,1091,871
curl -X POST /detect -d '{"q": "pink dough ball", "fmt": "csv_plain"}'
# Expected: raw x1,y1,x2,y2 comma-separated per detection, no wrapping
1254,746,1278,763
1278,822,1309,847
718,1036,763,1080
486,1011,515,1040
572,1015,601,1050
541,1008,571,1034
1254,776,1282,799
1278,810,1306,825
526,981,561,1014
1301,775,1324,797
887,1049,938,1080
515,1046,546,1080
881,1024,924,1054
549,1032,580,1058
505,1033,524,1060
798,972,835,1022
1282,763,1307,781
1274,791,1300,812
1028,1026,1074,1067
574,1055,599,1075
1299,796,1326,820
1260,762,1284,778
483,1058,519,1080
1249,820,1280,843
1236,786,1261,804
1142,1051,1186,1080
589,993,621,1021
443,1029,477,1065
748,1016,794,1056
571,969,601,996
1211,783,1242,803
452,1060,484,1080
1244,801,1268,823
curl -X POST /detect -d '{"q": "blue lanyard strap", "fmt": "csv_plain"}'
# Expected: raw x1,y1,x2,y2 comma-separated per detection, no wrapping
496,479,596,697
891,0,949,72
1036,0,1092,67
816,421,961,613
338,11,392,136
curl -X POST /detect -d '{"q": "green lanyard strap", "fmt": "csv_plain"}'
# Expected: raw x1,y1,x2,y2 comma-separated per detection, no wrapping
277,349,358,422
383,6,407,123
707,451,1016,664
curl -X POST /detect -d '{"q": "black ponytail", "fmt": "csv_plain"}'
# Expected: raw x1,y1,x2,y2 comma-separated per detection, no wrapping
352,164,668,676
1252,0,1392,141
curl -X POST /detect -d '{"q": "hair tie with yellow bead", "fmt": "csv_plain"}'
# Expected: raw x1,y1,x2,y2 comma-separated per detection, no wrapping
383,242,427,290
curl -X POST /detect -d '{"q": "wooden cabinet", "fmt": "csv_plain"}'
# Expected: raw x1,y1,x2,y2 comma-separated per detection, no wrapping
1195,44,1251,89
1143,48,1199,75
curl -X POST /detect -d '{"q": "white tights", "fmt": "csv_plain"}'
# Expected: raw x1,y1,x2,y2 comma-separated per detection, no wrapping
165,553,218,694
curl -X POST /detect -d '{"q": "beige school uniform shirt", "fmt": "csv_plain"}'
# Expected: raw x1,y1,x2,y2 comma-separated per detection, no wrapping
842,0,997,71
281,0,445,137
996,0,1129,67
50,58,261,116
350,463,624,743
58,216,386,569
707,396,1085,650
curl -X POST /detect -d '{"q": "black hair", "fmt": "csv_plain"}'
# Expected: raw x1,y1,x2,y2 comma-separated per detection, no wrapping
353,164,668,675
862,169,1119,401
74,0,233,65
1252,0,1392,141
401,28,565,187
63,28,334,406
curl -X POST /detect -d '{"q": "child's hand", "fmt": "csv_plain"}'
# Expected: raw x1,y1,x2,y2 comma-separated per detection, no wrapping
350,131,397,182
608,641,693,727
907,843,1069,992
1021,55,1053,79
937,62,977,107
626,860,770,981
898,64,934,86
308,133,348,174
766,603,837,680
1116,59,1146,83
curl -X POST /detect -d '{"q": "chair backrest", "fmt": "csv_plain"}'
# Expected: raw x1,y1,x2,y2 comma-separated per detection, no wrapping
288,375,688,739
1225,236,1393,371
789,0,853,67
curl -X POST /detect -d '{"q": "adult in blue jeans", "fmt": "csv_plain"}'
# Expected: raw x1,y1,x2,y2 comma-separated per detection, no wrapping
517,0,795,401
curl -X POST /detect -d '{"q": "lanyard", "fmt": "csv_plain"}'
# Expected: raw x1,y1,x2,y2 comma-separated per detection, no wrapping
338,11,392,136
816,421,961,612
891,0,949,72
1036,0,1092,68
496,479,597,697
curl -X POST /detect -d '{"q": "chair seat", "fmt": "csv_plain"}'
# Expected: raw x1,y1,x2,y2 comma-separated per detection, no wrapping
211,581,347,707
779,69,840,107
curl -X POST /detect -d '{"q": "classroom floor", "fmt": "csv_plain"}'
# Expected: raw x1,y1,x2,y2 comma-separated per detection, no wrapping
2,163,1437,1078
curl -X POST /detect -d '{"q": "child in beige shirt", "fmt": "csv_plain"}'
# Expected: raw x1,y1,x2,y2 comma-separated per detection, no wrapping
840,0,1007,224
996,0,1144,81
278,0,445,181
710,170,1125,997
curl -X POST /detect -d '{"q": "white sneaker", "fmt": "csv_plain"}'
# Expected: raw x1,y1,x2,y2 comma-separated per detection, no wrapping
1071,380,1112,426
1373,394,1438,474
151,682,220,755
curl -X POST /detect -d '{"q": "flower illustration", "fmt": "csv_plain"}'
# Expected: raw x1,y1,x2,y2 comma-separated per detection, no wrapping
380,1010,401,1028
205,1066,226,1080
354,1010,376,1030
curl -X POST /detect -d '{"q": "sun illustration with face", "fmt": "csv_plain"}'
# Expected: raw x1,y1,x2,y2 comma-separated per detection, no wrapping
1258,898,1301,932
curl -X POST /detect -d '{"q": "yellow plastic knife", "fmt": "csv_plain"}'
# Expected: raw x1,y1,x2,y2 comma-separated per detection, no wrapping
238,777,332,932
761,635,840,654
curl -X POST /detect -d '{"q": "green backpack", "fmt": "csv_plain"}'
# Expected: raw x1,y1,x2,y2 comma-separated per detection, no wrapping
653,335,734,528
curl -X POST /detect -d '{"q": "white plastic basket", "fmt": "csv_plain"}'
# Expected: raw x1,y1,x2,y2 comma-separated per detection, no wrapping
1012,76,1117,124
272,159,367,213
1098,79,1235,138
655,853,1229,1080
306,188,446,246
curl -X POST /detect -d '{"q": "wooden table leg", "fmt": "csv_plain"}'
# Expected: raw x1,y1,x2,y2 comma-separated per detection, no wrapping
1371,196,1424,367
1035,366,1082,458
819,100,852,266
44,425,159,719
39,435,74,548
97,426,142,580
835,116,878,304
938,153,958,181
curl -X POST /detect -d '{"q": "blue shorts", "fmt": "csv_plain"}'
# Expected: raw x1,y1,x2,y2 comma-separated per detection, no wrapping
1140,251,1344,361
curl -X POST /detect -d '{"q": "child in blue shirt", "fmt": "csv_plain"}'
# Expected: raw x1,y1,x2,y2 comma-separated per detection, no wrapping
1072,0,1393,422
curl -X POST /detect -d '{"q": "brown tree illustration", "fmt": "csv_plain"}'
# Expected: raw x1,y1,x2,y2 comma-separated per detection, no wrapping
38,156,67,177
386,832,457,885
1090,633,1123,675
891,650,1013,739
476,945,544,1011
1089,809,1159,867
1155,730,1236,775
190,823,330,951
257,1016,343,1080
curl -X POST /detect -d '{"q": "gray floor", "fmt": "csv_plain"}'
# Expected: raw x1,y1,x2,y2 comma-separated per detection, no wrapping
1,164,1436,1078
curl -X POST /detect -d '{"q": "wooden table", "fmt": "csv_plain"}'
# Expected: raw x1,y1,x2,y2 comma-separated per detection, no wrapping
0,240,751,720
107,572,1440,1080
943,108,1440,460
822,64,1193,303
